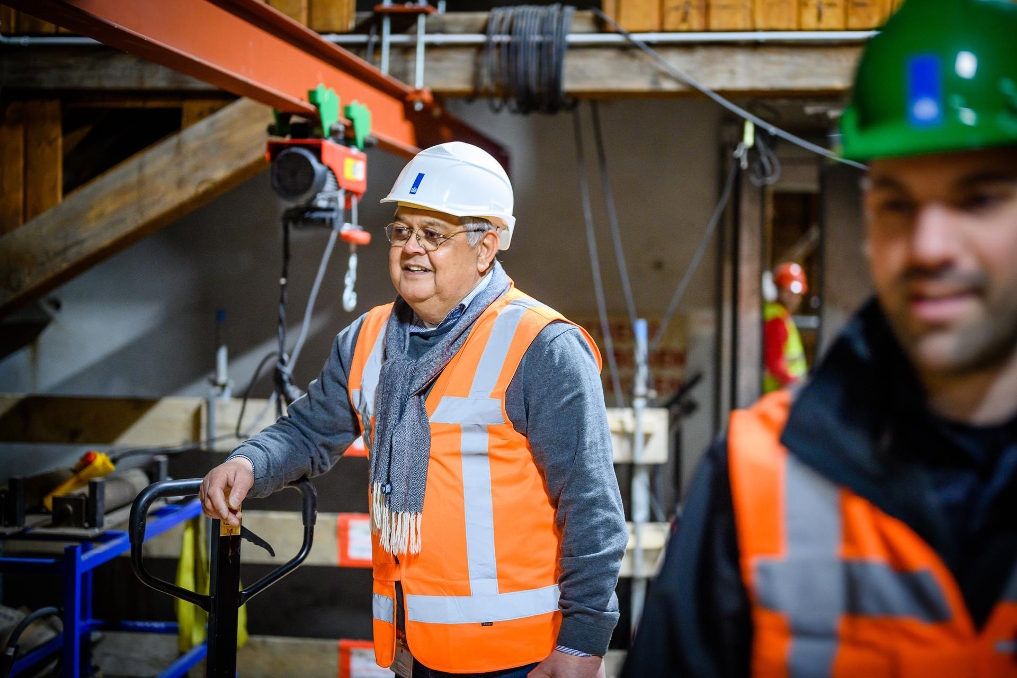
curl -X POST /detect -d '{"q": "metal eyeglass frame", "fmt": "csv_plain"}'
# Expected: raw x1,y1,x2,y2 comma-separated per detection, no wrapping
384,223,488,251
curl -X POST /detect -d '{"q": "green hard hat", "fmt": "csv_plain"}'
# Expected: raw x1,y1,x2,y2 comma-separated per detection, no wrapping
841,0,1017,161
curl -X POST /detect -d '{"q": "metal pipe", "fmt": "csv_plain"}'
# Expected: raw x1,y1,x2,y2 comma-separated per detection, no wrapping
0,34,97,45
414,13,426,93
380,0,393,75
0,29,876,48
630,318,650,633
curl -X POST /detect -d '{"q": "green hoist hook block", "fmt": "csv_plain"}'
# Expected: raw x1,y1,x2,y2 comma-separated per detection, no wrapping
344,101,371,151
308,84,341,137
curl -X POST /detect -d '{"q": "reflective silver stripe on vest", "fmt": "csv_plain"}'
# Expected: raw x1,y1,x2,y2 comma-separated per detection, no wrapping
753,454,952,677
350,324,386,450
373,593,395,624
406,584,561,624
421,300,560,619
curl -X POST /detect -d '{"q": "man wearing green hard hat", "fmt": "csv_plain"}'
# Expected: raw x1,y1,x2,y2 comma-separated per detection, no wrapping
624,0,1017,674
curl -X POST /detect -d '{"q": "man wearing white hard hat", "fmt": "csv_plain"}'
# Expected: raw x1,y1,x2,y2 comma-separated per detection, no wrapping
199,142,627,678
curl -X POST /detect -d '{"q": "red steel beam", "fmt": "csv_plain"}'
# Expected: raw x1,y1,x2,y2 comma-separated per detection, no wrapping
7,0,508,165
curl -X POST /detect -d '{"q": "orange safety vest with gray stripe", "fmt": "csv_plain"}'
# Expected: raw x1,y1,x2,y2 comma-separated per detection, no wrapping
728,390,1017,677
347,286,602,674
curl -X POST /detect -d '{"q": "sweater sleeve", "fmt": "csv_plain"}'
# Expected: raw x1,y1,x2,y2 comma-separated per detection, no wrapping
226,314,365,497
504,322,628,656
622,438,753,677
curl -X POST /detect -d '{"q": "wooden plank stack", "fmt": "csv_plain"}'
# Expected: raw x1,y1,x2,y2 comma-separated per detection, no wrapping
608,0,903,30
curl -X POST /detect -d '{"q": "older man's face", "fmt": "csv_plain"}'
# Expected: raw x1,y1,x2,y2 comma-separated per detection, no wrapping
388,207,499,324
864,146,1017,377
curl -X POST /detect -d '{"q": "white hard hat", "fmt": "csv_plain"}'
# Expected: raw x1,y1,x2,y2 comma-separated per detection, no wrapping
381,142,516,250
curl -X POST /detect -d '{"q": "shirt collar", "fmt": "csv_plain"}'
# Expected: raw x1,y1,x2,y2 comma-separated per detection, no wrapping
410,270,494,334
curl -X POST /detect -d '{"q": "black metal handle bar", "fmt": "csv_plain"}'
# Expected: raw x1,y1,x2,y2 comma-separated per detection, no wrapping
128,477,318,610
240,478,316,604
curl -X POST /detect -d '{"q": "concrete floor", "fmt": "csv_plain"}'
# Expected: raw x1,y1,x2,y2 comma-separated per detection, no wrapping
90,632,627,677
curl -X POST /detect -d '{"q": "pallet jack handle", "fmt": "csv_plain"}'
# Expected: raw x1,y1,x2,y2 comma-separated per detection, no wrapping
128,477,318,609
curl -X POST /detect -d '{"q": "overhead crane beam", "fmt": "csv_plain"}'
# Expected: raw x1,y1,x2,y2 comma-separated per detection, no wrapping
3,0,507,164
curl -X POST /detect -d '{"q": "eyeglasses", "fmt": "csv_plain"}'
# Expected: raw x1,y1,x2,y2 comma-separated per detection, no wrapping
384,223,486,251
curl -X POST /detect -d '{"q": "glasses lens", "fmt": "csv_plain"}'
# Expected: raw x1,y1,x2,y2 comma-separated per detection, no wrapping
386,224,410,245
421,229,447,250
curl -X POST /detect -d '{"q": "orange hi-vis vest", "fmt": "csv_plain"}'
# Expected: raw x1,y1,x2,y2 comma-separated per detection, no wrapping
728,390,1017,678
347,286,602,674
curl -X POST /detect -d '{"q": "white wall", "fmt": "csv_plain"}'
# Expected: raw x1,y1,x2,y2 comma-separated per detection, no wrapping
1,98,728,493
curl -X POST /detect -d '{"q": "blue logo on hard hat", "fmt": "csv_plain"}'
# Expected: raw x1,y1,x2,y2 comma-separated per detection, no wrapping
409,173,425,195
908,55,943,127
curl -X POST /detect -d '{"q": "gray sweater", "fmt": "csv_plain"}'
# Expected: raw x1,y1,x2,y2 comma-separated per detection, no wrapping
229,302,627,657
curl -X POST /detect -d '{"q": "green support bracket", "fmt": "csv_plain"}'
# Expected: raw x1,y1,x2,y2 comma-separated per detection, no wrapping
308,84,341,137
344,101,372,151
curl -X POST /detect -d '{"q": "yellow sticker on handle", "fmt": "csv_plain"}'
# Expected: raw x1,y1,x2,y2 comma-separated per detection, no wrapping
220,489,241,536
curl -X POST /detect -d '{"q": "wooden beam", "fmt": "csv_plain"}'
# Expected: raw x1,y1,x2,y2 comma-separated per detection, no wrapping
755,0,799,29
15,10,55,34
5,506,666,577
709,0,754,29
309,0,355,33
0,98,271,317
0,7,16,35
846,0,889,28
801,0,847,29
0,46,217,92
0,394,203,446
267,0,309,25
663,0,708,30
2,42,862,98
181,99,231,128
0,101,25,235
23,99,62,222
0,392,668,462
401,43,861,98
604,0,662,32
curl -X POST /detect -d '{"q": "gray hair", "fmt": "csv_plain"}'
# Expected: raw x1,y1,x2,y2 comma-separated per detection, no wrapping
462,216,497,247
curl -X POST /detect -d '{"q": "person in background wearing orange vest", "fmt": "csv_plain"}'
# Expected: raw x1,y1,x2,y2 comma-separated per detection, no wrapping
199,143,627,678
624,0,1017,675
763,262,809,393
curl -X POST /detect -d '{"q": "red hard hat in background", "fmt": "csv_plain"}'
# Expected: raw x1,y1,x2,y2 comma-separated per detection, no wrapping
774,262,808,295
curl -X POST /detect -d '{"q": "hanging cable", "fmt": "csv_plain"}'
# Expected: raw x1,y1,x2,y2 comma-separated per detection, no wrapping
289,224,340,369
473,5,575,114
590,101,639,332
650,153,741,353
573,108,625,407
589,7,867,171
749,128,781,186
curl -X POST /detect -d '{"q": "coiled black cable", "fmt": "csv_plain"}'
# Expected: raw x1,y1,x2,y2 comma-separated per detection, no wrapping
473,5,575,114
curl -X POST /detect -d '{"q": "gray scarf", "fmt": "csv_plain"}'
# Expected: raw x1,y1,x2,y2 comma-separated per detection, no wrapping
370,262,511,555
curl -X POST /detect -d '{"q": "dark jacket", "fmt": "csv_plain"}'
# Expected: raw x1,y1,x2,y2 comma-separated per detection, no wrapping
624,299,1017,677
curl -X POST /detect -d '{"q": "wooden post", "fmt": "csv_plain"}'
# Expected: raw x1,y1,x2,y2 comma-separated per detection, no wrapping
801,0,847,29
0,102,25,235
309,0,355,33
755,0,799,29
662,0,708,30
23,100,62,222
708,0,754,30
733,174,764,410
267,0,309,25
846,0,889,28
